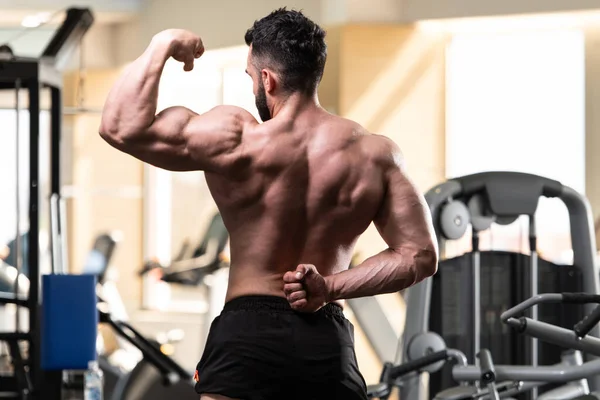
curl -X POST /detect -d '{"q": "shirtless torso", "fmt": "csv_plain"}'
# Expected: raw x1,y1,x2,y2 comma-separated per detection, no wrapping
100,22,438,400
210,109,389,302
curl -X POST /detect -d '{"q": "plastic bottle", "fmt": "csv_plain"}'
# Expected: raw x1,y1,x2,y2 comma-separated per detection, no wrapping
84,360,103,400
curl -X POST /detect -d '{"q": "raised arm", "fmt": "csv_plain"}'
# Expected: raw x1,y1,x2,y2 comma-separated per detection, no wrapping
99,29,256,173
325,140,439,301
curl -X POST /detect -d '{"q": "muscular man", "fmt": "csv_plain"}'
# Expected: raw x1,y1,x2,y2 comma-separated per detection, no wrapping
100,8,438,400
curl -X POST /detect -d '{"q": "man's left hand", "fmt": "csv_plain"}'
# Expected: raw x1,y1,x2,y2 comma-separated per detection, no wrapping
283,264,330,312
154,29,204,71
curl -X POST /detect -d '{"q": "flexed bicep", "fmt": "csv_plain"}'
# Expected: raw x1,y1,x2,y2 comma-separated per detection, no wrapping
98,30,257,175
109,105,196,170
103,105,257,174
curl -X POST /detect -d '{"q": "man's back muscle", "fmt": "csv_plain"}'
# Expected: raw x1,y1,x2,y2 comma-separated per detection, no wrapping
205,112,391,300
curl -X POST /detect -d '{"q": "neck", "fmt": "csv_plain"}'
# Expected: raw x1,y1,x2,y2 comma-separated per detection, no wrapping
270,91,321,119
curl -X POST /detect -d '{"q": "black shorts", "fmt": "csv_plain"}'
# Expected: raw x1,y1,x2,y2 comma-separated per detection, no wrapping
194,295,368,400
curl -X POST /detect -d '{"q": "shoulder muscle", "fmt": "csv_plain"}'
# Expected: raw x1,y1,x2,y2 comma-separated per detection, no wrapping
184,106,258,175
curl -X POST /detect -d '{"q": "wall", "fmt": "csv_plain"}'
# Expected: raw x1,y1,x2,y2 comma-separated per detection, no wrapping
321,0,404,24
318,25,342,114
113,18,141,67
402,0,600,21
114,0,322,65
69,24,118,69
322,0,600,24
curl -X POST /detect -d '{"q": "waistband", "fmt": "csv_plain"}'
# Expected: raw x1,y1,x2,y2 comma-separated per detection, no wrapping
222,295,344,318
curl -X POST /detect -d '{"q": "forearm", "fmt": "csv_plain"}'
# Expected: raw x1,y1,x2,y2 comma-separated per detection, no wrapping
100,34,172,140
326,247,437,301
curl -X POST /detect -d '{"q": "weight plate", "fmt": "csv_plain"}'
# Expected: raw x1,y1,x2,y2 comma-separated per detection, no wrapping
467,194,495,233
406,332,447,374
439,201,470,240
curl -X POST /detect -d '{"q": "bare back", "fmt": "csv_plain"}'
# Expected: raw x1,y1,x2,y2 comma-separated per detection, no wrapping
205,111,390,301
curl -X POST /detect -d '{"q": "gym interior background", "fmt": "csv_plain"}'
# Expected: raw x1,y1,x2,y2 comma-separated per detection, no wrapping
2,0,600,398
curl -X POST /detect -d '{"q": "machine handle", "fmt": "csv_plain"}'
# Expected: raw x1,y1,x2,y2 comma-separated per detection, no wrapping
562,293,600,304
477,349,496,384
574,304,600,339
389,350,448,380
501,293,600,323
501,294,561,322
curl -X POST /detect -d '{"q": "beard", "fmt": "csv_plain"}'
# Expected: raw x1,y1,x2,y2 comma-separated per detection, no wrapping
255,81,271,122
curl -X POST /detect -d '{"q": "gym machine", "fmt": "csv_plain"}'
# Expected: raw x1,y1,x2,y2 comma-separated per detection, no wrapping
99,306,197,400
368,292,600,400
35,208,227,399
0,8,94,400
18,222,203,400
97,212,229,400
139,212,229,286
138,211,230,351
397,172,600,400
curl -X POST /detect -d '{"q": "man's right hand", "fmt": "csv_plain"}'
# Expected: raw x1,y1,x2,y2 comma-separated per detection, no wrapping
155,29,204,71
284,264,331,313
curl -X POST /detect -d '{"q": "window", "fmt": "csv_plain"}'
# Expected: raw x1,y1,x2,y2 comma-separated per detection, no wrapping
445,29,585,263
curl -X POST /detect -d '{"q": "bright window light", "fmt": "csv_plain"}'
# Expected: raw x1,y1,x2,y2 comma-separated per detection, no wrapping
445,29,585,263
21,12,51,28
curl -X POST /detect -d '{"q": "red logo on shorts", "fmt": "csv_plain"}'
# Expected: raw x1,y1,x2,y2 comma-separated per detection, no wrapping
194,370,199,382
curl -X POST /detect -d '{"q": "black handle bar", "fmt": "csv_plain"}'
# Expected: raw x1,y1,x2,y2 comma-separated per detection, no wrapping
368,350,453,399
388,350,448,380
562,293,600,304
501,293,600,340
502,293,600,323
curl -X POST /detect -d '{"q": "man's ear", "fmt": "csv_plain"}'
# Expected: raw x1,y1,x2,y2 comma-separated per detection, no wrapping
261,69,278,94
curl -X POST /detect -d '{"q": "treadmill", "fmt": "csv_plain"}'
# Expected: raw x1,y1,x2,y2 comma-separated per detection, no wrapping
398,171,600,400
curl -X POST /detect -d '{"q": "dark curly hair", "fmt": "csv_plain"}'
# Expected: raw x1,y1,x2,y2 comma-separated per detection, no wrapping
245,8,327,94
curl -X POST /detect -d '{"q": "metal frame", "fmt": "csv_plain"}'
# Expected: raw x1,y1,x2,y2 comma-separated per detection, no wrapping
0,57,62,399
434,351,590,400
453,357,600,383
399,172,600,400
0,8,93,400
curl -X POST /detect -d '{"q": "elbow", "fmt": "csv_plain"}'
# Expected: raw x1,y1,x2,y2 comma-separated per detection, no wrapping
99,121,133,149
98,127,111,144
403,245,438,286
99,120,118,143
389,244,438,290
417,247,438,281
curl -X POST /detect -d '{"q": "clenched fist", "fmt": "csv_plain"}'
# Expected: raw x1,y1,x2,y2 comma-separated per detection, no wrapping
155,29,204,71
283,264,331,313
